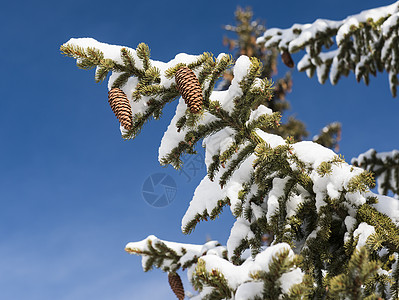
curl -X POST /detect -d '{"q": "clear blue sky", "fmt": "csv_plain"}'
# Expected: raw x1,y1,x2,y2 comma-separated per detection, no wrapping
1,0,398,299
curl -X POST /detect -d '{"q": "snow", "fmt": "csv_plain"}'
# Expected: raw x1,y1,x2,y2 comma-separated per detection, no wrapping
291,19,339,51
250,202,264,220
267,177,290,222
371,193,399,224
345,190,367,207
285,192,306,219
326,182,340,199
181,176,224,231
329,55,340,84
297,54,311,72
353,222,375,250
382,12,399,36
202,127,236,168
381,34,394,61
235,282,263,299
314,50,338,84
159,98,208,163
180,149,256,233
200,255,251,290
66,38,132,64
246,105,273,125
280,268,304,293
227,218,253,259
256,129,285,147
222,56,250,112
344,216,357,233
292,141,336,168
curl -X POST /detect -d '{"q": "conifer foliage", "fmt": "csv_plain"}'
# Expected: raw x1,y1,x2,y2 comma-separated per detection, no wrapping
61,10,399,298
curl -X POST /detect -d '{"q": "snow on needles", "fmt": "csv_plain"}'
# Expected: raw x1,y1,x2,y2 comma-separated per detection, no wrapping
353,222,375,250
199,243,303,295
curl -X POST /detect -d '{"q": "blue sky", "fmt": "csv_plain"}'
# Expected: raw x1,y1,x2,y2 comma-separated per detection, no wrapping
1,0,398,299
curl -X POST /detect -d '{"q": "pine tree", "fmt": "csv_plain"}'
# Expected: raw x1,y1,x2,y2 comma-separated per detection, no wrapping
61,3,399,298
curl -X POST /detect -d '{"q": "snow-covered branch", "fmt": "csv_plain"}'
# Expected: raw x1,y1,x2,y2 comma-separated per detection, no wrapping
257,1,399,96
352,148,399,196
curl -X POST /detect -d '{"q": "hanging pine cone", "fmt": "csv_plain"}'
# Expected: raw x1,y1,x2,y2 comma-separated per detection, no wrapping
175,67,203,113
168,272,185,300
281,51,295,68
108,88,133,130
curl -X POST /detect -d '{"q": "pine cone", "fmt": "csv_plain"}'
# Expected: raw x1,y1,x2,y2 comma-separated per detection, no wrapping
108,88,133,130
168,272,185,300
175,67,203,113
281,51,294,68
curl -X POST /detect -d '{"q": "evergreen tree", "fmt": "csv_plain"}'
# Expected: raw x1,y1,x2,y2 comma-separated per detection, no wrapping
60,2,399,298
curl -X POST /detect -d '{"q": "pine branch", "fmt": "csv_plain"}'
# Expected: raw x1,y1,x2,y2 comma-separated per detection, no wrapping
219,143,256,188
125,236,225,273
357,204,399,253
352,149,399,196
192,259,233,299
203,54,233,105
257,1,399,96
313,122,342,151
125,238,182,272
328,247,380,299
251,248,304,300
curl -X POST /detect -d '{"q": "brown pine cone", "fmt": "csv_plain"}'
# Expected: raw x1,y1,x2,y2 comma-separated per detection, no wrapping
175,67,203,113
108,88,133,130
168,272,185,300
281,51,294,68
